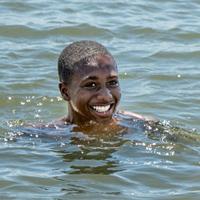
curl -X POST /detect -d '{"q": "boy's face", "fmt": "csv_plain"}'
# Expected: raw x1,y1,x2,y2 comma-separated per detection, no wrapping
60,54,121,124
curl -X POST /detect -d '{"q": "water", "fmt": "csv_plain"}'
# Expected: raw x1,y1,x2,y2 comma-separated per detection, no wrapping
0,0,200,199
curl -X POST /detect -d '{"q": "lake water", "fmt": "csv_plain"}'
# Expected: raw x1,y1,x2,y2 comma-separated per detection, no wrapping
0,0,200,199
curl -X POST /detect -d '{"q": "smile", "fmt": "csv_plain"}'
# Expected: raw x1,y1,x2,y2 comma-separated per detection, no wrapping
91,104,112,113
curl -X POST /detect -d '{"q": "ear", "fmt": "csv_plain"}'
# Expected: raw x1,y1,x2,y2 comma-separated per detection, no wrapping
59,82,70,101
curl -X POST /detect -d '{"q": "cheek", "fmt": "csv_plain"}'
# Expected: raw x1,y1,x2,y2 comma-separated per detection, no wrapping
69,96,86,115
113,88,121,102
71,91,90,109
118,91,121,101
70,100,80,113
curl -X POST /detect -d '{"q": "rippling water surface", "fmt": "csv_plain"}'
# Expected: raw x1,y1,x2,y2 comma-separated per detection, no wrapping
0,0,200,199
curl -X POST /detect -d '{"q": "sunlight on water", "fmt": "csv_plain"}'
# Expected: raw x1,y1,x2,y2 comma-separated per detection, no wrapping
0,0,200,199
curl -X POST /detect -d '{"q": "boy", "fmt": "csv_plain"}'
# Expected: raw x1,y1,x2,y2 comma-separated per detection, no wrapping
57,40,154,133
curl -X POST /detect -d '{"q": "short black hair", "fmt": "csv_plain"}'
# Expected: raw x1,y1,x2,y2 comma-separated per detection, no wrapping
58,40,115,84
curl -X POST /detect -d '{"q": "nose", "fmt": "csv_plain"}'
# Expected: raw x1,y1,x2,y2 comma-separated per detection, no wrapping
96,87,113,102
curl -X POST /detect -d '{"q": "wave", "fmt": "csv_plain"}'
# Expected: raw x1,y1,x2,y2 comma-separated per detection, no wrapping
0,24,113,38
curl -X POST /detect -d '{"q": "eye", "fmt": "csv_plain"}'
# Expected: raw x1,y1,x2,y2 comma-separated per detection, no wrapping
108,79,119,87
83,82,97,89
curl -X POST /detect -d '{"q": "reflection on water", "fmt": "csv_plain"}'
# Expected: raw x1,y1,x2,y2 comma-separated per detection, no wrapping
2,114,200,173
1,0,200,199
0,114,200,199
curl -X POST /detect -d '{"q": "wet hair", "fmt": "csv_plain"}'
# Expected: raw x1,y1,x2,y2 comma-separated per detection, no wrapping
58,40,115,84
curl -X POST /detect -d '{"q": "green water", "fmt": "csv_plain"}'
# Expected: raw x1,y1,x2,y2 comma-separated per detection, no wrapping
0,0,200,199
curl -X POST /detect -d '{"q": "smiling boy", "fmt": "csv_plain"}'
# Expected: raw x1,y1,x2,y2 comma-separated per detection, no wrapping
57,40,152,131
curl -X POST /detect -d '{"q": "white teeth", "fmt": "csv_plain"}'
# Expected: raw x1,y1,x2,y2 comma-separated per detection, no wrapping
92,105,111,113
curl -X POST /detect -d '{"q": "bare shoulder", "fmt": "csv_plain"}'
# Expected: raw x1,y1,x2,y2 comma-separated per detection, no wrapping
118,110,159,123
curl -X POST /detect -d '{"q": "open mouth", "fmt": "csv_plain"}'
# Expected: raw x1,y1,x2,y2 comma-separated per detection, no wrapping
92,105,111,112
90,103,114,114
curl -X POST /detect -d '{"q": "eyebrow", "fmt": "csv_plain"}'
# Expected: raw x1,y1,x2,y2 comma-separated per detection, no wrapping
83,75,118,82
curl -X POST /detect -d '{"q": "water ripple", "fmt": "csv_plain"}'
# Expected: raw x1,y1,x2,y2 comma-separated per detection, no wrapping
1,0,200,199
0,24,113,38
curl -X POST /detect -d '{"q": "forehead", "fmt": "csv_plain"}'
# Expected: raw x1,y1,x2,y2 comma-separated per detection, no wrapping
73,54,118,79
